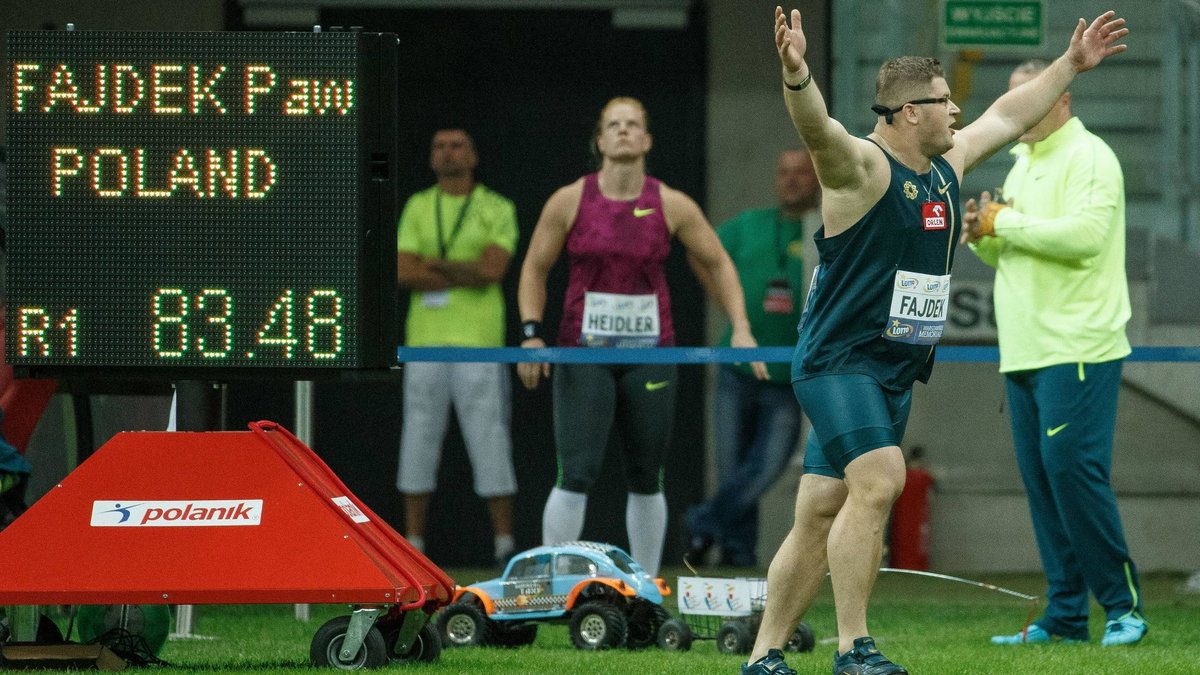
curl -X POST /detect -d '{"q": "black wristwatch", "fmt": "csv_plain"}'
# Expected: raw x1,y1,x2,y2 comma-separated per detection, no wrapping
521,320,543,341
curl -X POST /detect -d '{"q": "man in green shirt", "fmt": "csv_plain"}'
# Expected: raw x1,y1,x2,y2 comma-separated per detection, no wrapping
686,149,818,567
395,129,518,566
964,59,1146,646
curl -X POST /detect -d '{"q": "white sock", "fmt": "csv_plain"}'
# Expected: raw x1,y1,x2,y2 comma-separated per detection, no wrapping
407,535,425,554
494,534,515,561
626,492,667,577
543,487,587,545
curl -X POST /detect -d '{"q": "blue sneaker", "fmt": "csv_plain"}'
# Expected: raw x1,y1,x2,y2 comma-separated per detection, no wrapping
990,623,1086,644
832,637,906,675
742,648,796,675
1101,615,1147,646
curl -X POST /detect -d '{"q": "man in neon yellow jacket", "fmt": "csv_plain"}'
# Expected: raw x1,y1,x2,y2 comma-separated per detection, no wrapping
963,59,1146,647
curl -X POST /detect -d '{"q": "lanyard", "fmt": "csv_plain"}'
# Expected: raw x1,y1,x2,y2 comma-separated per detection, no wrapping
922,162,946,203
435,188,474,260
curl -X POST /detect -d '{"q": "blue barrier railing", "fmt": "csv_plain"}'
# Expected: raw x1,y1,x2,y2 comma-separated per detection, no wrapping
396,346,1200,364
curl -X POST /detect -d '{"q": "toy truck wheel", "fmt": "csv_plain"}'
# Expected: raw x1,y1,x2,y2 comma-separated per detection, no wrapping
310,615,388,670
784,621,816,653
717,620,753,654
656,618,693,651
569,601,627,650
383,620,442,663
491,622,538,647
625,598,670,650
437,603,493,647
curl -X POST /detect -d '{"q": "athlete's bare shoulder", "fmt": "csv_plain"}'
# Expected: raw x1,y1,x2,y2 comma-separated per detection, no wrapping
548,177,586,211
555,176,587,199
657,181,697,209
818,137,891,236
535,177,587,233
657,181,707,234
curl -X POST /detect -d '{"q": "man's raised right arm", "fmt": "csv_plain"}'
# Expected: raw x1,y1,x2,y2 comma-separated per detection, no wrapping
775,6,871,190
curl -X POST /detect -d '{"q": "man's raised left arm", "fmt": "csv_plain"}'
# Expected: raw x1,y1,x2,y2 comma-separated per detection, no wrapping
949,11,1128,174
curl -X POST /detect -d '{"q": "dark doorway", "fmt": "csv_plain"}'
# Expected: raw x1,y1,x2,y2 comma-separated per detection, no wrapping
226,5,711,567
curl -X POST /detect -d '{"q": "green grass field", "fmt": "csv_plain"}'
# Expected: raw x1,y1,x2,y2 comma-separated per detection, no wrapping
41,568,1200,674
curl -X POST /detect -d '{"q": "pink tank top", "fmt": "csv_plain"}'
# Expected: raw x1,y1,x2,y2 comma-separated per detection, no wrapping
558,173,674,347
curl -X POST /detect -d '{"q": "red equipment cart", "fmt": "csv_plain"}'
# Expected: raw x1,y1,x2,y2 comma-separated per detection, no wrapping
0,421,456,669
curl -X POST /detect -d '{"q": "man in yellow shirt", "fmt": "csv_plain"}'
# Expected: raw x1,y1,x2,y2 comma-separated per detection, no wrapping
964,59,1146,646
395,129,518,566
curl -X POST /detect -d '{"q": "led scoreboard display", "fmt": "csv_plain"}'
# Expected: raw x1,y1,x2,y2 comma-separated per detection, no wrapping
4,30,398,376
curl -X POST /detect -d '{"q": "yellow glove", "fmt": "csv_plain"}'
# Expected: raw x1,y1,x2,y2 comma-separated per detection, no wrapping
977,200,1008,237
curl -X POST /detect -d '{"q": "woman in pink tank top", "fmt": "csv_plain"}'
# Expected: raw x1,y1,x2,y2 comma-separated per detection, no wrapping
515,98,765,582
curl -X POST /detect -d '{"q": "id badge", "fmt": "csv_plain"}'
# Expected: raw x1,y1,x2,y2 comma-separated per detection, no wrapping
922,201,947,230
421,289,450,308
763,278,794,314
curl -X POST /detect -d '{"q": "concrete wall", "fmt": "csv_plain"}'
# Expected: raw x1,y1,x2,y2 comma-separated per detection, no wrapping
907,362,1200,573
755,364,1200,573
705,0,831,225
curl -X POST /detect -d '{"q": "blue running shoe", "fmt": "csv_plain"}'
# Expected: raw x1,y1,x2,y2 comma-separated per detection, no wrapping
990,623,1086,645
832,637,907,675
1101,615,1147,646
742,648,796,675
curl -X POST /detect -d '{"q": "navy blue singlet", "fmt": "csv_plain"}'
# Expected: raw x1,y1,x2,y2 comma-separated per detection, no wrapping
792,139,962,391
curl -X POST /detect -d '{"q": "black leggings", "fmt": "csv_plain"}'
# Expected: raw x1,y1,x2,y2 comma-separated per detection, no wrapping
552,362,677,494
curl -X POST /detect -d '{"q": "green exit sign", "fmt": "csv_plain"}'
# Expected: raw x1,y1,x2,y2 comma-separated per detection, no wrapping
942,0,1044,47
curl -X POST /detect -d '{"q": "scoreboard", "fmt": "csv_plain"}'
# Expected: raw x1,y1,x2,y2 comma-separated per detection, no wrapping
4,30,399,377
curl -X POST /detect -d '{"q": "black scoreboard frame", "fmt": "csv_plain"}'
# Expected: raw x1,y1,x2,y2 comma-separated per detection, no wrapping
3,29,399,379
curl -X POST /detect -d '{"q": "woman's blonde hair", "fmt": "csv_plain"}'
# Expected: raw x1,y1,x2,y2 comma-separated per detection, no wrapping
592,97,649,158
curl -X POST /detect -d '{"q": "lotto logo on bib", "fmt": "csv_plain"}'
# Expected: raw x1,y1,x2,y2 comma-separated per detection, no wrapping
90,499,263,527
883,271,951,345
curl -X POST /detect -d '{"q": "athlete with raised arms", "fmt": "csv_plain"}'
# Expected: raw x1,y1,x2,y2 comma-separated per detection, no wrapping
743,8,1129,675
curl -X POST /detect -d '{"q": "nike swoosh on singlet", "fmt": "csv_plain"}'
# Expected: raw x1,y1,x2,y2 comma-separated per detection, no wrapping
937,182,951,195
633,207,656,217
1046,423,1070,437
645,381,670,391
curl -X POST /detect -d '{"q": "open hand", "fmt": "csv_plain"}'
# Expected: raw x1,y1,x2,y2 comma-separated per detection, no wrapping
775,7,808,75
730,329,769,380
1065,11,1129,73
